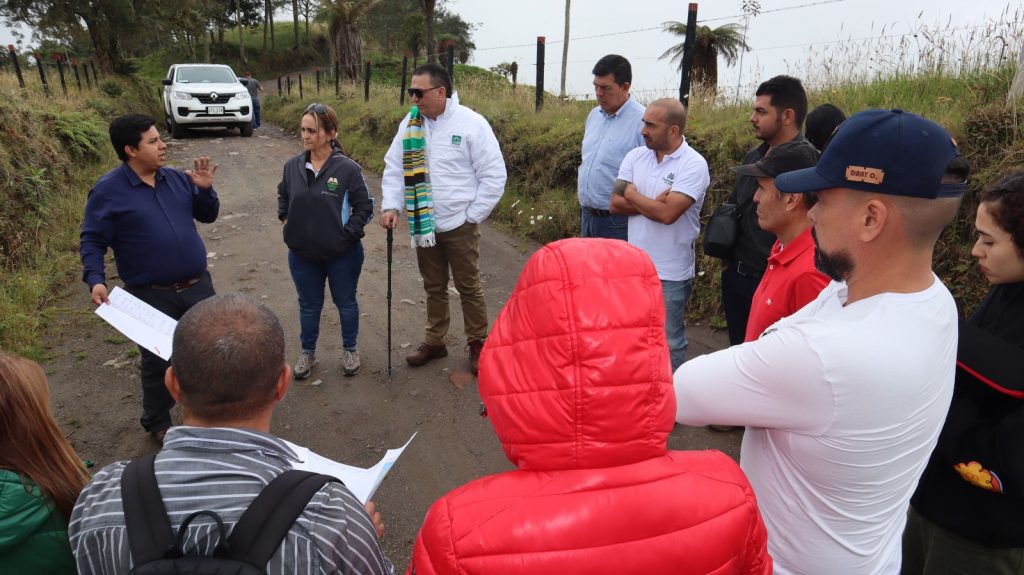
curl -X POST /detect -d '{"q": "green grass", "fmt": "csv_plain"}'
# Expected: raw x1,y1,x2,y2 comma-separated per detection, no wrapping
0,73,157,359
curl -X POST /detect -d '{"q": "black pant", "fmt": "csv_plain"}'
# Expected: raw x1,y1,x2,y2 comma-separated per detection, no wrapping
721,264,764,345
125,271,215,432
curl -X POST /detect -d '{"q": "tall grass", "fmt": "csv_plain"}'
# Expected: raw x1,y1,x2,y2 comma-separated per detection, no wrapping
0,72,158,358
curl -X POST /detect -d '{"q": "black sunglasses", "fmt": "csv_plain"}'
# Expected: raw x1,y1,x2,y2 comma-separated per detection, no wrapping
407,86,442,99
305,102,327,114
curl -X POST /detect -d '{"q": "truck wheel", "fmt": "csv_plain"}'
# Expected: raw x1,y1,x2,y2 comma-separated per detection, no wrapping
169,118,186,139
239,121,254,137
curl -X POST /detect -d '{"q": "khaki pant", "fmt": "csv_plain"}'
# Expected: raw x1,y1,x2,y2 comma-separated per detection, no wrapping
415,222,488,346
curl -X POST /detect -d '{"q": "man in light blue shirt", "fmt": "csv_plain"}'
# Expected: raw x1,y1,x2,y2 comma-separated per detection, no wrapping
578,54,645,240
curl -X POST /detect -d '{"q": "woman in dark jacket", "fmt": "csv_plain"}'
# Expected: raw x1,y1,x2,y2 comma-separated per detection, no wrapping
278,103,373,379
903,171,1024,574
0,351,89,574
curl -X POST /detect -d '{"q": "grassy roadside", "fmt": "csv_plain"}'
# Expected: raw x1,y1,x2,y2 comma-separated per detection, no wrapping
0,74,159,359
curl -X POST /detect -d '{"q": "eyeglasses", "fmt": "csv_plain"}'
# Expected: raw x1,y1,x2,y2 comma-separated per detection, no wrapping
305,102,327,114
407,86,442,99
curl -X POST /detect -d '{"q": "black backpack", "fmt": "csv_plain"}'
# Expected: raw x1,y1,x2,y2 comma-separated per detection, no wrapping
121,452,338,574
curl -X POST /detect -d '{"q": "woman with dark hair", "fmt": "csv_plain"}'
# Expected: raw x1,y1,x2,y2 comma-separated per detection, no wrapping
277,103,373,380
805,103,846,152
903,171,1024,574
0,351,88,573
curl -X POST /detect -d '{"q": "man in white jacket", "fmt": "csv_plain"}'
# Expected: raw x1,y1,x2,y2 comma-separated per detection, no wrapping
380,63,507,374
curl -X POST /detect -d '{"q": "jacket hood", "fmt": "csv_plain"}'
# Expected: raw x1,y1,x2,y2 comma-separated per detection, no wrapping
479,238,675,471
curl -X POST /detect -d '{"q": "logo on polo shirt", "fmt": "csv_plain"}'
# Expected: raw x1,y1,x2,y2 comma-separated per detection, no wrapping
451,135,462,147
662,172,675,186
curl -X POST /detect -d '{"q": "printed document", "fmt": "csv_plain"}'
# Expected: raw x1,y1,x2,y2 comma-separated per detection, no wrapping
284,433,417,503
94,287,177,360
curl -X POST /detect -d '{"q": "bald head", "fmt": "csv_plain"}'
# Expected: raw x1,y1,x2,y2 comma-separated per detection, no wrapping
648,98,688,133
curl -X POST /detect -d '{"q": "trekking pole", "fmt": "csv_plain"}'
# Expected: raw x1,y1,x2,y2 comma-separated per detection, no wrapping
386,227,394,380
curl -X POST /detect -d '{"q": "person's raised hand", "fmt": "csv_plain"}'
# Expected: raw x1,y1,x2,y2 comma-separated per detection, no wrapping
185,156,219,190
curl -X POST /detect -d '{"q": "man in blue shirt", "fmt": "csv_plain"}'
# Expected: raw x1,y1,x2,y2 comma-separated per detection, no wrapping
80,113,219,443
578,54,645,240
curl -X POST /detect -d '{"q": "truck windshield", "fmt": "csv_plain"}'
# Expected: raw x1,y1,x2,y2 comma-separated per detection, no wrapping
176,67,237,84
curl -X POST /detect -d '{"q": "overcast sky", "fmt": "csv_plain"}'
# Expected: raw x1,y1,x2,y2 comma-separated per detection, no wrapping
2,0,1019,101
449,0,1022,101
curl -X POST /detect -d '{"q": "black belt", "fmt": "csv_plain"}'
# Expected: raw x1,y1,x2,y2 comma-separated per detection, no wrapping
136,276,201,293
585,207,612,217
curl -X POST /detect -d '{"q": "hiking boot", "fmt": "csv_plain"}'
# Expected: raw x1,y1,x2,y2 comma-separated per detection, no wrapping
294,352,317,380
406,342,447,367
343,349,361,376
468,340,484,375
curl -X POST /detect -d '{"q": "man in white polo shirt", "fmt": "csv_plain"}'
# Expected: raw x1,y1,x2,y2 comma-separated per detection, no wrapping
610,98,709,370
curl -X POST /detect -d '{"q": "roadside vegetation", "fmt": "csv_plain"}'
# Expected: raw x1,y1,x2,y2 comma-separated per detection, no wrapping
0,74,158,358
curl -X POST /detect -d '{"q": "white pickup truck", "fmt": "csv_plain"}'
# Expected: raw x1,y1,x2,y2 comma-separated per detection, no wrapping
162,63,254,138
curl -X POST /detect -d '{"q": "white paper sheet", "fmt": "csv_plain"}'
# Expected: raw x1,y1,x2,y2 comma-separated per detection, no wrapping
94,286,177,360
283,433,416,503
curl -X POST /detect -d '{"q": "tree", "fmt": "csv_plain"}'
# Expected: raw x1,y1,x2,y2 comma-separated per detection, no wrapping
419,0,436,62
322,0,381,82
292,0,300,49
0,0,133,73
560,0,570,98
659,22,749,94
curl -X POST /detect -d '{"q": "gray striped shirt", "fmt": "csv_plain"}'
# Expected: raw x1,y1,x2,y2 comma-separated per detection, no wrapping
69,426,394,575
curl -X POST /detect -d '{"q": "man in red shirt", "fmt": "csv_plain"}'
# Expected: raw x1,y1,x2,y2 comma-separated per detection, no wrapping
737,140,828,342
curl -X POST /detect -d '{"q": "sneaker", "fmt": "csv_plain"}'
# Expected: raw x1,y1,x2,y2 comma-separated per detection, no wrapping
294,352,317,380
468,340,484,375
406,342,447,367
343,350,361,376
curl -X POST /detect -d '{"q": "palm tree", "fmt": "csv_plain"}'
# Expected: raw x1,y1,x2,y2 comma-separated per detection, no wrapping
322,0,381,83
660,22,749,94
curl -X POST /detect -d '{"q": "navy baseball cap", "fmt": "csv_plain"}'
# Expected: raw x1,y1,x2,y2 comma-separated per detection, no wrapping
775,109,961,199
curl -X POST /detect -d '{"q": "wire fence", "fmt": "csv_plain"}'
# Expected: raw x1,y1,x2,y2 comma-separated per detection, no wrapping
0,47,107,97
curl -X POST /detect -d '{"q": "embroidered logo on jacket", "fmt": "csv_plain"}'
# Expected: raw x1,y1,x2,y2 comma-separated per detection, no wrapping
327,177,339,192
953,461,1004,493
451,135,462,147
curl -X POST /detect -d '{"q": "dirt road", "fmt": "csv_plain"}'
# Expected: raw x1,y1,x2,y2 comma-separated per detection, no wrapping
44,123,740,569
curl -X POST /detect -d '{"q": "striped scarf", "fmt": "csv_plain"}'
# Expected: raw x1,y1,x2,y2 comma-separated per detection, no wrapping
403,105,436,248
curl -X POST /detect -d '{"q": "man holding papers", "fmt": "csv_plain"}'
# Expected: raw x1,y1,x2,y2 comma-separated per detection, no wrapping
80,114,219,443
70,294,394,575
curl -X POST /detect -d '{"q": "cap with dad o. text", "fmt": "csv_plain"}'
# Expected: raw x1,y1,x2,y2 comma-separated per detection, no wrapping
775,109,961,199
731,140,820,179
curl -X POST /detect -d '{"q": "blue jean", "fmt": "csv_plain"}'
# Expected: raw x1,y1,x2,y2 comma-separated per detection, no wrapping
580,208,628,241
288,245,364,353
252,99,261,128
662,277,694,371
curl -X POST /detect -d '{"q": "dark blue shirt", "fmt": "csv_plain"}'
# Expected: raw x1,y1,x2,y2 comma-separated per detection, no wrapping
80,163,219,288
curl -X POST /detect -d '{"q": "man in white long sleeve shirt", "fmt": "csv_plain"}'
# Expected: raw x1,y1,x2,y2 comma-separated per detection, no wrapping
380,64,507,374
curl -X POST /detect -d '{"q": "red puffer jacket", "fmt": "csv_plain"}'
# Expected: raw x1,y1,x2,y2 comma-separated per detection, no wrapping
407,239,771,575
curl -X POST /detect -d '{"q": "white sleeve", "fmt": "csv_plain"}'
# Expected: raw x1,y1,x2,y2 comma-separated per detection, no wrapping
465,117,507,224
671,157,710,202
381,115,410,213
674,325,834,433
